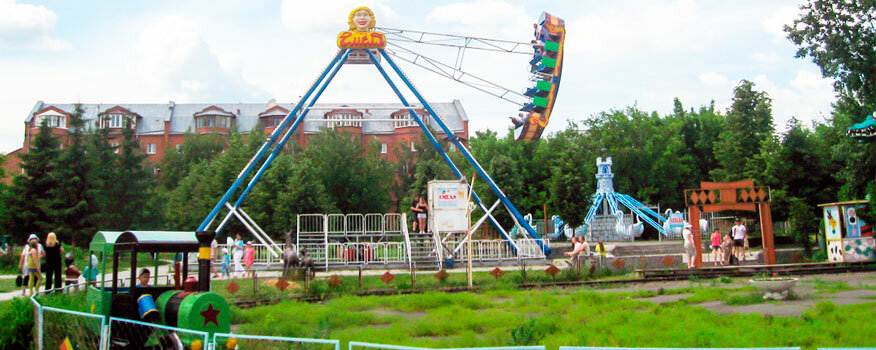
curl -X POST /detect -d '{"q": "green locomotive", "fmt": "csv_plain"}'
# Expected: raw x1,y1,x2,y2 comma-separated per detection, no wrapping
87,231,229,348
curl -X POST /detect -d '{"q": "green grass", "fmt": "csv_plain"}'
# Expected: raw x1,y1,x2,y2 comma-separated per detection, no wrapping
232,287,876,349
806,279,854,294
0,277,20,293
211,266,636,302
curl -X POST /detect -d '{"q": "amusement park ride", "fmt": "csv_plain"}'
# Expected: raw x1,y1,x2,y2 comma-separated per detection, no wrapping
85,7,567,343
197,6,567,256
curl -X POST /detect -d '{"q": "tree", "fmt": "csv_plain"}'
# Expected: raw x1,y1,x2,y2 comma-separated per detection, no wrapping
786,1,876,208
159,133,225,190
109,119,153,230
786,1,876,116
548,132,591,228
7,120,61,239
305,129,394,214
47,104,94,246
86,124,119,229
711,80,774,181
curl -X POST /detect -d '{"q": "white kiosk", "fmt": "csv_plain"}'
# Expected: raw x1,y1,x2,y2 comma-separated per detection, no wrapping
427,179,471,265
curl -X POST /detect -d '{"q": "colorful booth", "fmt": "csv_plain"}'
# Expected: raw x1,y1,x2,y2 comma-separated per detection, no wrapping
818,200,874,262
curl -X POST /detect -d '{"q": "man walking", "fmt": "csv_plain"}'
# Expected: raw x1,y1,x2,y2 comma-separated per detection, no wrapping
731,218,747,262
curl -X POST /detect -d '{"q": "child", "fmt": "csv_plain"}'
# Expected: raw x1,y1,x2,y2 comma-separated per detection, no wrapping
244,241,255,278
136,268,152,288
220,248,231,279
710,229,722,266
64,253,81,291
26,241,43,296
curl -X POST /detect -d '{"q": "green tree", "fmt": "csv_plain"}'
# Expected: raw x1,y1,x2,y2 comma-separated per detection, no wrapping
786,1,876,116
159,132,225,190
109,120,153,230
86,124,119,229
7,120,61,239
786,1,876,211
711,80,774,181
305,129,394,214
47,104,94,246
548,131,591,228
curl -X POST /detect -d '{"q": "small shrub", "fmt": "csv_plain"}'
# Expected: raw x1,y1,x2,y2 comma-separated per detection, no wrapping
509,318,546,345
718,276,733,284
0,297,35,349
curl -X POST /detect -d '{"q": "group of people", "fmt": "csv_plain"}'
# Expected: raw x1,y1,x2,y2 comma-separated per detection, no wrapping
683,218,749,268
210,233,256,279
563,236,607,266
17,232,81,296
410,195,429,234
708,219,749,266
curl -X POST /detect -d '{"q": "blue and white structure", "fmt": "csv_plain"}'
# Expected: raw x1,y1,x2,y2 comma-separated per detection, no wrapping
582,157,669,239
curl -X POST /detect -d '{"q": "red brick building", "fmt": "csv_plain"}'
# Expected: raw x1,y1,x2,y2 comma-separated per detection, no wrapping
4,100,469,179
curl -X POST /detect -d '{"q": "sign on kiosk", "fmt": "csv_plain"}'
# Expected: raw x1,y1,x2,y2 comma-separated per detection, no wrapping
428,180,470,233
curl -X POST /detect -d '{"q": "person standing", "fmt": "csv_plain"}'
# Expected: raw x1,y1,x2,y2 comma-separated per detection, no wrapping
710,228,723,266
409,197,422,233
210,237,219,278
731,218,747,262
43,232,64,292
244,242,255,278
232,234,245,278
415,196,429,234
682,222,696,268
25,241,43,296
19,234,44,295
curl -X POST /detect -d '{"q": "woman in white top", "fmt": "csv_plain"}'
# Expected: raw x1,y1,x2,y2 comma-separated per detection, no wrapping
682,223,696,268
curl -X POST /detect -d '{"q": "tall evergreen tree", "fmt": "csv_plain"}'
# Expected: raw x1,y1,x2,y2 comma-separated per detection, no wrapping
110,119,152,230
8,120,61,239
47,104,94,246
711,80,774,181
86,123,119,229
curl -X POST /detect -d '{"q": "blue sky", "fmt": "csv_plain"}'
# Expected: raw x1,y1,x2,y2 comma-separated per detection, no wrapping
0,0,835,153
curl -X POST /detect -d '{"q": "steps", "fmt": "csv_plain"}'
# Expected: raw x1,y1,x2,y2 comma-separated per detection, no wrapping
407,232,441,270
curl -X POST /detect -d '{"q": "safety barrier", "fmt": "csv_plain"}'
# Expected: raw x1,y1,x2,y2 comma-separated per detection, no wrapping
40,306,106,350
450,239,547,261
327,241,407,266
350,342,546,350
107,317,209,349
214,332,341,350
559,348,801,350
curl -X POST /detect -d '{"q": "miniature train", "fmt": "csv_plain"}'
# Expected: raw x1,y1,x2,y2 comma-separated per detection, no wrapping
87,231,229,349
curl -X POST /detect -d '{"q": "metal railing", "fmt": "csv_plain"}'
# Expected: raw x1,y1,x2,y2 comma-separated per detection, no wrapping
351,342,546,350
214,332,340,350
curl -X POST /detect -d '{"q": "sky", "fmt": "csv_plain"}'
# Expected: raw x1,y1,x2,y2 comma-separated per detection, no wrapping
0,0,837,154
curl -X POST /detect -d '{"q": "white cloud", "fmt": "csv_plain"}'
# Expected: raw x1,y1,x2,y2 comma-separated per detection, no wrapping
698,72,729,87
751,52,783,64
763,5,799,42
0,0,70,50
280,0,399,33
131,15,268,101
425,0,531,38
752,71,835,130
566,0,723,61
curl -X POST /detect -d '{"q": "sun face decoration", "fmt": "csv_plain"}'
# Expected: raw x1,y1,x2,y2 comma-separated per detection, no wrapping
338,6,385,49
349,7,375,31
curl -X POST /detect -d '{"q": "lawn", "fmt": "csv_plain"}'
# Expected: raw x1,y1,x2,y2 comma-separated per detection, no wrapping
0,277,18,293
232,286,876,349
210,265,638,302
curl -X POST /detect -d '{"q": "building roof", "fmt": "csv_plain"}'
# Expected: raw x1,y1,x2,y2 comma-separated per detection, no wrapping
25,100,469,136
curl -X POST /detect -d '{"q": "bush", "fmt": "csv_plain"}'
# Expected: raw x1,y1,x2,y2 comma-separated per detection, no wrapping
509,318,546,345
0,297,35,349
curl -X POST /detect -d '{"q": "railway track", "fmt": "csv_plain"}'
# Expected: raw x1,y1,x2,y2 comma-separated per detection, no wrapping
233,261,876,308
